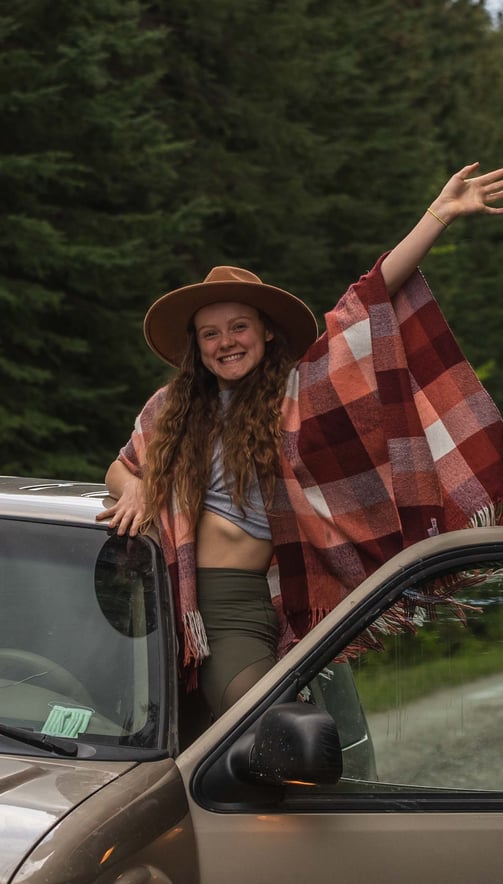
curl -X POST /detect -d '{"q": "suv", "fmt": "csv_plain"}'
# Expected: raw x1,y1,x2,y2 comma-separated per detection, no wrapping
1,476,503,883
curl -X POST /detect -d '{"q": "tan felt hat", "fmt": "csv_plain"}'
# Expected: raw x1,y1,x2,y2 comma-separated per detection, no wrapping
144,265,318,367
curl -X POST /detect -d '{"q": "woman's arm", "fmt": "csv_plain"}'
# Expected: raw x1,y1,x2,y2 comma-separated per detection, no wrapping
381,162,503,295
95,387,169,535
95,459,146,536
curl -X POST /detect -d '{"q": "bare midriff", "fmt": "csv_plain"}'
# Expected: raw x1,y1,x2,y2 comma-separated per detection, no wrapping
196,510,273,572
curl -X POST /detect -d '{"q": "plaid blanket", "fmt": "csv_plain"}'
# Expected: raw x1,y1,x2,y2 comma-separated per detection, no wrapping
119,256,503,683
274,254,503,640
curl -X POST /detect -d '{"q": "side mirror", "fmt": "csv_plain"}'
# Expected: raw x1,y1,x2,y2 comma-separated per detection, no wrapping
248,702,343,786
195,702,343,808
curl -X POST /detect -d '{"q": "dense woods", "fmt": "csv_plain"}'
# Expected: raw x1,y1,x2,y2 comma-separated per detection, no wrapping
1,0,502,479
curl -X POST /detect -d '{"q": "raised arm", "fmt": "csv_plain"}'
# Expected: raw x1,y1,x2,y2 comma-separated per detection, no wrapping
381,162,503,295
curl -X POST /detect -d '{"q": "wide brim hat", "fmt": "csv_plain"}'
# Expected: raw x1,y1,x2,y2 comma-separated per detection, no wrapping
144,265,318,367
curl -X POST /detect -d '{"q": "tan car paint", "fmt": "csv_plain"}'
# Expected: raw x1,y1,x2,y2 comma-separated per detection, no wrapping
2,477,503,884
12,759,198,884
174,528,503,884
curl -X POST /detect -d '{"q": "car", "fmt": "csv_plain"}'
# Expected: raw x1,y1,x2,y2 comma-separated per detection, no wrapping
1,475,503,883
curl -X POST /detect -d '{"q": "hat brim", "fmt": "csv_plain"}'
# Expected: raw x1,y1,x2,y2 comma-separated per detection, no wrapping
144,279,318,367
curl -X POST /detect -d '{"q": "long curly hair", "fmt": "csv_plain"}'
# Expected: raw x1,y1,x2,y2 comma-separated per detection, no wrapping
142,314,294,531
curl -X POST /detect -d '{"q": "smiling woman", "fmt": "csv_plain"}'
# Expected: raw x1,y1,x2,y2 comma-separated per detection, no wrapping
194,302,274,389
97,163,503,725
98,264,317,720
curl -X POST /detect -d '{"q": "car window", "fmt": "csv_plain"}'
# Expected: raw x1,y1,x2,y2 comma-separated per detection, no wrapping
303,560,503,793
0,520,167,755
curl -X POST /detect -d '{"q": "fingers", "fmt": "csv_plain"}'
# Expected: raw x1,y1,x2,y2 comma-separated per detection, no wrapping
477,166,503,185
456,163,503,189
457,161,480,179
116,509,145,537
483,204,503,215
481,174,503,212
484,181,503,199
95,501,145,536
462,164,503,196
437,162,503,220
459,163,503,213
485,191,503,205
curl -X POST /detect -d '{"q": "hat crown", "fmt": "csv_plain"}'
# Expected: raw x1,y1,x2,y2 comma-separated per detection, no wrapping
203,266,263,286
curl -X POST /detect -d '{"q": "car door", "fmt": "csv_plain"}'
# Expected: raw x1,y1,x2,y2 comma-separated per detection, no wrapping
175,527,503,884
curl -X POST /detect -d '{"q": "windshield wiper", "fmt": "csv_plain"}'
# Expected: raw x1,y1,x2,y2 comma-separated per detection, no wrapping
0,722,78,757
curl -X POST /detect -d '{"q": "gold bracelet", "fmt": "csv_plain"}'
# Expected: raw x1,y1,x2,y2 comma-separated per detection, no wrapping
427,206,449,228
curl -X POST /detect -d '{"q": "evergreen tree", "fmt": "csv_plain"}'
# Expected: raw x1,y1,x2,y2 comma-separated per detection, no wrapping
1,0,501,482
420,0,503,407
148,0,334,303
305,0,502,406
0,0,205,477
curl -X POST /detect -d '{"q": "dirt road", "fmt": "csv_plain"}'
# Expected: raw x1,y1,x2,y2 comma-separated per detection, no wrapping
367,671,503,790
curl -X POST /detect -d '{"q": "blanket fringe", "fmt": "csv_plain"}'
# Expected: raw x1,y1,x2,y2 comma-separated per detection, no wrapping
338,560,503,663
468,499,503,528
182,609,210,667
308,607,331,630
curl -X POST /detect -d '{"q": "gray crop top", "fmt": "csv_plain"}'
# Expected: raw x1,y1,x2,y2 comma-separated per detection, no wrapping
203,392,272,541
204,437,272,540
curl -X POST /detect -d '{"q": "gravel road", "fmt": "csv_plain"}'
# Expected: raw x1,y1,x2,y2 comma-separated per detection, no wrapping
367,671,503,790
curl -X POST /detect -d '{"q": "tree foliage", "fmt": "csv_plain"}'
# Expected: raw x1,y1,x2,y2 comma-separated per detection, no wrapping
0,0,502,478
0,0,205,476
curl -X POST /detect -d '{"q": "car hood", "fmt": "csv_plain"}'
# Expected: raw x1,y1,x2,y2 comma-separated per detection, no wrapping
0,754,135,883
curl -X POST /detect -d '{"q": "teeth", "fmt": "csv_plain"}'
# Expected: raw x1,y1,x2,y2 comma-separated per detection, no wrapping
220,354,243,363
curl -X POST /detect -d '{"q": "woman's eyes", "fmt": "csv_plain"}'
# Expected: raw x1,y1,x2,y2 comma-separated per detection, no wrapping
202,323,248,338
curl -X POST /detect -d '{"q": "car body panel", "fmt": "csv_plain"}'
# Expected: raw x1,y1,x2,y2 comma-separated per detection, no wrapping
0,755,134,882
14,759,198,884
173,806,503,884
173,526,503,884
2,477,503,883
0,477,110,524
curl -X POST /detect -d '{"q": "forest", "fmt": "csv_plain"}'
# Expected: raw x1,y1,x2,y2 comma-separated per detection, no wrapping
1,0,502,480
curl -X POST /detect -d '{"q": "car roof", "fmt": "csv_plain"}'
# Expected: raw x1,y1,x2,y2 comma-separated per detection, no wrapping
0,476,111,525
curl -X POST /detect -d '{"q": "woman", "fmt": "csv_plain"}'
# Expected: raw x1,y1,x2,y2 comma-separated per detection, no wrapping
98,162,503,718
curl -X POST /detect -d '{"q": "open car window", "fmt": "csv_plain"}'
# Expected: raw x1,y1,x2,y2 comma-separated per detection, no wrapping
302,559,503,794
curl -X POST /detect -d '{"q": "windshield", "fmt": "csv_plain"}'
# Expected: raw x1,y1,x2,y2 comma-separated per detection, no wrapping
0,519,168,757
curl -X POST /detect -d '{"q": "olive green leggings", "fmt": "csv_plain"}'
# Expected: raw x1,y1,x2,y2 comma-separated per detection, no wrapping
196,568,279,719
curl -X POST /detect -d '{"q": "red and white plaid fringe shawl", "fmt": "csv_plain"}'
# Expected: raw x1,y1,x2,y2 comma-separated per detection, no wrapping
119,257,503,685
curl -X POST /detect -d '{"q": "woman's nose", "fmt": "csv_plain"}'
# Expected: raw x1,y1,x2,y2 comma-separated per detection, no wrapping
220,331,236,348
